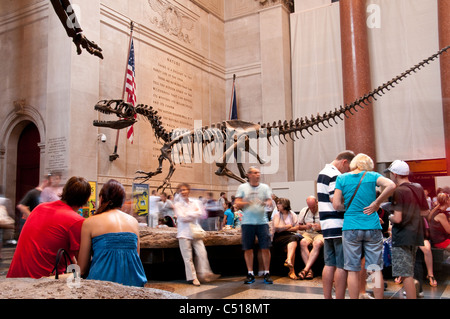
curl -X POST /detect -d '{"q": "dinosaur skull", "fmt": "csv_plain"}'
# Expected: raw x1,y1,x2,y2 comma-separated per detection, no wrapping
93,100,137,130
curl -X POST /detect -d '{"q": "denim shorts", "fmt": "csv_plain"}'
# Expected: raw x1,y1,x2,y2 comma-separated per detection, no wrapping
342,229,383,272
241,224,272,250
323,237,345,269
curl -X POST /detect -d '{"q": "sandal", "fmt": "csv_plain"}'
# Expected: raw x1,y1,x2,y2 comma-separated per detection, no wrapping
284,260,294,269
394,277,403,284
427,275,437,287
288,271,299,280
305,269,314,280
298,269,308,280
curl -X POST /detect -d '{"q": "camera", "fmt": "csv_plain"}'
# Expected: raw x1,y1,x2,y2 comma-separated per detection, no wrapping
98,134,106,143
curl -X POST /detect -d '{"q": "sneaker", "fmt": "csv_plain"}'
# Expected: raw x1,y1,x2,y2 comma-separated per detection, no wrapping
263,273,273,284
359,293,375,299
402,280,423,298
244,273,255,284
402,290,424,298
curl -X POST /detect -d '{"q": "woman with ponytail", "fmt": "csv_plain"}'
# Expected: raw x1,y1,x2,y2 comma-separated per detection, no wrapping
77,179,147,287
429,192,450,251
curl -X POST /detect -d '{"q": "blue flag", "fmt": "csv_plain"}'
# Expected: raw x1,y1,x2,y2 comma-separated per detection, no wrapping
229,75,238,120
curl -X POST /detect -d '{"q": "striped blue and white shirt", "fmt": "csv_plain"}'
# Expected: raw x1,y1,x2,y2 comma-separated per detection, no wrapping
317,164,345,239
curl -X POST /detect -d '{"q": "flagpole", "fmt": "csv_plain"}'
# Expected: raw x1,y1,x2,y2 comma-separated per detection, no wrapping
110,21,135,162
229,74,236,120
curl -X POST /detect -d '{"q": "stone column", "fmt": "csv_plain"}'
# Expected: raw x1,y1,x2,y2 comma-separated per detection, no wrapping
339,0,376,161
259,3,294,183
438,0,450,174
45,2,73,179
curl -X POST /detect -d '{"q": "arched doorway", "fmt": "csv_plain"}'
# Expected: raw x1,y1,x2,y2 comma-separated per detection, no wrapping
15,123,40,226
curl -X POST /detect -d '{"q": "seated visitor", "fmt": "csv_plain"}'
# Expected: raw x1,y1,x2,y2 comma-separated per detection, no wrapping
272,198,301,280
297,196,324,280
429,192,450,251
77,179,147,287
7,176,91,279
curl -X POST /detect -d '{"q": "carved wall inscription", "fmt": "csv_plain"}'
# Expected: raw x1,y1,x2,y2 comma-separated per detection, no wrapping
151,56,194,160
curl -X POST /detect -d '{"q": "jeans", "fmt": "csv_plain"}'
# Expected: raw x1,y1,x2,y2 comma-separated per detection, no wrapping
342,229,383,271
324,237,345,269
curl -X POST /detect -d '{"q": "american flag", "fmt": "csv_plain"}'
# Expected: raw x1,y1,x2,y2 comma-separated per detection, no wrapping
125,38,137,143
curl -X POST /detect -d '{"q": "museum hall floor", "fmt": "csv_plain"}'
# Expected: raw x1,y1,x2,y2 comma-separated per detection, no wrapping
145,270,450,300
1,246,448,299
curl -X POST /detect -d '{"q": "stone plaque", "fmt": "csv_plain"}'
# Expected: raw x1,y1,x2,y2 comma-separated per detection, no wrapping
46,136,68,173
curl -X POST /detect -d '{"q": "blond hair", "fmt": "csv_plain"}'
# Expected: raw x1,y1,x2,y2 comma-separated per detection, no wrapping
436,192,450,206
349,153,374,171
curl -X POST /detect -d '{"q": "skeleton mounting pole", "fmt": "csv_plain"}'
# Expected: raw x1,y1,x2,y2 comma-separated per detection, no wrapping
110,21,135,162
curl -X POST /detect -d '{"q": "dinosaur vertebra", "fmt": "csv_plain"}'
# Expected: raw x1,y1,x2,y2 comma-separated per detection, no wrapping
93,45,450,191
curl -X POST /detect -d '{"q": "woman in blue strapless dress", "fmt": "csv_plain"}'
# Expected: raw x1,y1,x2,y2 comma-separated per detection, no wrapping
78,179,147,287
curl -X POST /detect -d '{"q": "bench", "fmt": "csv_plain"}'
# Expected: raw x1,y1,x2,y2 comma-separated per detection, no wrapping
138,226,326,280
431,247,448,274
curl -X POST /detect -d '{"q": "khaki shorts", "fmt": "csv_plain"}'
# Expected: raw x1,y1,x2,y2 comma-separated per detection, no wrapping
301,231,324,245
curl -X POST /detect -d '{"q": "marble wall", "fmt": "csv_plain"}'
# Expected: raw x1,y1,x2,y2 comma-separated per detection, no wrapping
0,0,295,202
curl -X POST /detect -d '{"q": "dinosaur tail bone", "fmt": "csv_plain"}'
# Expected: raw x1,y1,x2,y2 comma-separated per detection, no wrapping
261,45,450,143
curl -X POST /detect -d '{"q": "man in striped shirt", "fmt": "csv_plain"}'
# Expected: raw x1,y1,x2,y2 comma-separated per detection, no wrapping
317,150,355,299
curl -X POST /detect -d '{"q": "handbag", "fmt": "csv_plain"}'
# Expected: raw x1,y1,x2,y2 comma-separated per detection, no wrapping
51,248,73,279
190,223,206,239
0,205,15,229
346,171,367,211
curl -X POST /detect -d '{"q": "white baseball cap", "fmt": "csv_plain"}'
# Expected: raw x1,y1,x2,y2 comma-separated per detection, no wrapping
385,160,410,175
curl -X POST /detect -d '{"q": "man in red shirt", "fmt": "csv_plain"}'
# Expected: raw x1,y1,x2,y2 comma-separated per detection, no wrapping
7,176,91,279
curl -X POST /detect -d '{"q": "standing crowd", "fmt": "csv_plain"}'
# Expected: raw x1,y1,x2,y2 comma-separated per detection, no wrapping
1,151,449,299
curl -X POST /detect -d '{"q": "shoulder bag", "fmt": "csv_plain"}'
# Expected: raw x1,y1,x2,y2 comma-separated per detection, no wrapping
190,223,206,239
346,171,367,211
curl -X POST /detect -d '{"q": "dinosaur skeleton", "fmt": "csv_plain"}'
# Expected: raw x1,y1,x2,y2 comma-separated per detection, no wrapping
94,46,450,191
50,0,103,59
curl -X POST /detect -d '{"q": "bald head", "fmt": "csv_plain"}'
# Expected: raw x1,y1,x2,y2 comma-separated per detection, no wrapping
306,196,318,213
